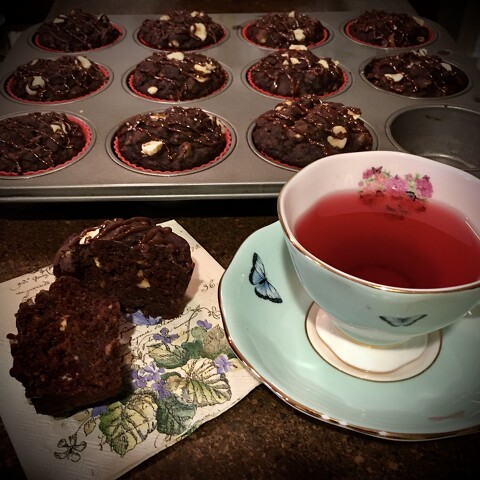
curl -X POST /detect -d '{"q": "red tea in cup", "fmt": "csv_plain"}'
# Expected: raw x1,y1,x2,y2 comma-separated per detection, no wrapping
294,189,480,289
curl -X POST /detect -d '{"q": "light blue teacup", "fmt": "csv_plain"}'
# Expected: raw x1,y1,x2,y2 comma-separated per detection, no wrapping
278,151,480,380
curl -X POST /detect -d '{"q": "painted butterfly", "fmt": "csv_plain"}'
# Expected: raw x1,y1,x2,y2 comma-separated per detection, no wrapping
379,314,427,327
249,252,283,303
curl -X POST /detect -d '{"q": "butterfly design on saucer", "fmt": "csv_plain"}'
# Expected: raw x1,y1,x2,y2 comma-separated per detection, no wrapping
379,314,427,327
249,252,282,303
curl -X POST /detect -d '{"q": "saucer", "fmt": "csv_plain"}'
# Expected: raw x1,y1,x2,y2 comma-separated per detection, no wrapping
219,222,480,440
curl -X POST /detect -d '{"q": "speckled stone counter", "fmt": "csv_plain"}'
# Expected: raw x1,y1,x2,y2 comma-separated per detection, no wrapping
1,1,480,479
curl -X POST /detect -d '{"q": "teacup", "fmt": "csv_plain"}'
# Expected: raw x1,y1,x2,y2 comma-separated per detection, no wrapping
278,151,480,380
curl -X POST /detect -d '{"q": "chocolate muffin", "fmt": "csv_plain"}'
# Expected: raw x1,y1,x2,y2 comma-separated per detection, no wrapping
7,276,126,417
363,49,469,97
35,9,121,52
113,107,228,172
53,218,195,319
248,45,346,98
346,10,431,48
7,55,107,103
0,112,88,175
244,11,326,49
252,96,373,169
129,51,227,101
138,10,225,51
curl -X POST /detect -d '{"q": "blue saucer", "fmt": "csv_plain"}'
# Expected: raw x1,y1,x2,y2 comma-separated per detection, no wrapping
219,222,480,440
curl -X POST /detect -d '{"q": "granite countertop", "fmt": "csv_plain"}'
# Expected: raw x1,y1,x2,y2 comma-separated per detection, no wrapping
1,1,480,479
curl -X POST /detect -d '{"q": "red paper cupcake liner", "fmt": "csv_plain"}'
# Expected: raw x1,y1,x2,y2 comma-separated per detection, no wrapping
241,22,329,49
136,26,228,52
0,115,93,177
126,69,229,102
344,20,435,48
112,127,233,175
33,24,124,53
5,64,110,105
252,146,302,172
246,65,349,100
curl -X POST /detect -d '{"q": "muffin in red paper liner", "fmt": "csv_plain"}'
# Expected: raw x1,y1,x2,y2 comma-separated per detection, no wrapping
137,10,226,51
5,55,110,104
362,49,469,98
344,10,434,48
34,9,123,53
250,96,374,170
111,107,232,175
127,51,229,102
0,111,92,177
242,11,328,49
246,45,348,99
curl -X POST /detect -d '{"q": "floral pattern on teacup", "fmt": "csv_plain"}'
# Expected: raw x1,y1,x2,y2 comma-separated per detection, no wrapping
358,166,433,215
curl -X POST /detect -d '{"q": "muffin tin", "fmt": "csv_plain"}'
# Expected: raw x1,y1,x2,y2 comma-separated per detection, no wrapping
0,12,479,202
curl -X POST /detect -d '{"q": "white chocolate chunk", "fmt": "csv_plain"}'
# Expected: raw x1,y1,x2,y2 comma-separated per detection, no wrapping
30,59,38,65
159,15,171,21
282,60,289,66
50,122,68,134
441,62,452,71
288,11,296,18
136,271,151,289
53,17,65,23
192,22,207,41
194,62,214,73
167,51,185,61
169,39,180,48
80,227,101,244
141,140,164,156
327,136,347,149
347,109,360,119
275,100,293,110
318,59,329,69
32,76,45,88
288,44,307,51
332,125,347,135
137,278,151,288
293,28,306,42
94,257,101,267
385,73,404,82
417,48,428,56
26,85,37,95
290,57,300,65
77,55,91,69
147,86,158,94
59,318,68,331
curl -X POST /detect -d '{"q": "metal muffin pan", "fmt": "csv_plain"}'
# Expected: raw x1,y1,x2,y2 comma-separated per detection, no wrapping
0,12,479,203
